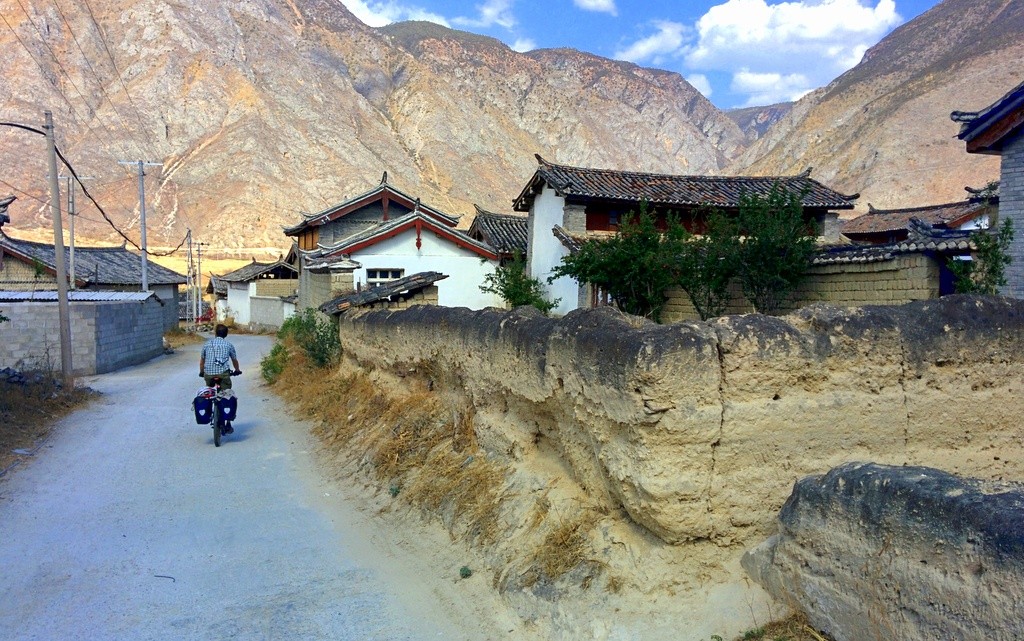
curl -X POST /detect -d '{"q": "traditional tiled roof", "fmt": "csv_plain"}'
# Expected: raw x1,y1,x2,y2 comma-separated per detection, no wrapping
207,275,227,297
952,80,1024,153
302,256,362,273
0,195,14,228
216,259,297,283
283,173,459,236
318,271,448,315
467,205,527,256
0,231,186,286
513,155,858,212
842,200,990,237
309,210,498,261
814,219,973,265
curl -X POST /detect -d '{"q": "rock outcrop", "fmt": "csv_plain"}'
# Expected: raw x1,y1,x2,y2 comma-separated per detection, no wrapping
742,462,1024,641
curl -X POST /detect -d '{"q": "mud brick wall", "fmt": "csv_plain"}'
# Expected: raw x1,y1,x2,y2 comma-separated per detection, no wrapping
663,254,940,322
336,296,1024,545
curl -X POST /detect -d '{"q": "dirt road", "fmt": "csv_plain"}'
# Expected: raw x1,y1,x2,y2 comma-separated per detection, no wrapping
0,335,520,640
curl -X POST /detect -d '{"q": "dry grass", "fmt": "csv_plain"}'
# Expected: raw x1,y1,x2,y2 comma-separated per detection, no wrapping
164,327,205,349
266,339,613,593
268,342,509,547
731,613,835,641
0,379,95,476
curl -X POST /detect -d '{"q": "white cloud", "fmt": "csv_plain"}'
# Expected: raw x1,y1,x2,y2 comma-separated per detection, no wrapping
574,0,618,16
731,69,813,105
686,0,902,76
512,37,537,52
340,0,450,27
687,73,713,98
453,0,517,29
614,20,687,64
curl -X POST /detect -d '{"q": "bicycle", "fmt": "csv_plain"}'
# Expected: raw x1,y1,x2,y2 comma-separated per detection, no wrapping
196,371,241,447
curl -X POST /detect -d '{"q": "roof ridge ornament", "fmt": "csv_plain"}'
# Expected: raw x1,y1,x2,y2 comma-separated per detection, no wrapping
380,171,388,185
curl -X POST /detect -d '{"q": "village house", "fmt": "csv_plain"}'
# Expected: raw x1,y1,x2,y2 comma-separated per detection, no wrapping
284,174,503,311
208,252,298,329
952,79,1024,297
841,187,996,245
0,215,186,330
466,205,528,264
513,155,857,316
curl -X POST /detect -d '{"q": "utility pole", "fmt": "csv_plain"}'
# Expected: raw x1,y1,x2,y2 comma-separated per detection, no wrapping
61,174,94,289
45,111,73,388
117,159,162,291
197,241,207,325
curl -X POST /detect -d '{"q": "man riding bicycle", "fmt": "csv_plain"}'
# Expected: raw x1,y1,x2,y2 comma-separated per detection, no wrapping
199,324,241,433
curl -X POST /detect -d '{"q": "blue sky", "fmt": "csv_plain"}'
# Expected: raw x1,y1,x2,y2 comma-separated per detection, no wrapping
339,0,942,109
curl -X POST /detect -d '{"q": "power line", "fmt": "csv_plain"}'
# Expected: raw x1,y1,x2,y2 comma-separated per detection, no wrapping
8,0,132,162
0,120,186,256
48,0,149,160
79,0,154,157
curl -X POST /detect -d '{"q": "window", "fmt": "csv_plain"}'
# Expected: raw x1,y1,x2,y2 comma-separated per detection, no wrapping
366,268,404,285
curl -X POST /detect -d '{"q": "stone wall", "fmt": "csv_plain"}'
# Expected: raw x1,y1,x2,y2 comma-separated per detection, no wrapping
1001,131,1024,298
336,296,1024,545
0,298,165,375
743,463,1024,641
353,286,438,312
663,254,940,322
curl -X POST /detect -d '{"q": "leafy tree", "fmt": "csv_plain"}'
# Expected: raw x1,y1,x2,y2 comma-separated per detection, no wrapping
949,217,1014,295
479,252,559,315
674,209,741,320
550,202,685,322
734,185,819,315
278,308,340,367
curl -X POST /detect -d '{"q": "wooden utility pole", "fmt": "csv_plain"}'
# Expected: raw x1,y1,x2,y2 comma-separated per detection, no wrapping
45,111,73,388
117,159,162,291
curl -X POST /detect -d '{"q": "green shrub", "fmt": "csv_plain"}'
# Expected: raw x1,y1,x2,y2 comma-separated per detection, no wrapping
260,343,289,384
950,217,1014,295
480,251,559,314
278,308,340,368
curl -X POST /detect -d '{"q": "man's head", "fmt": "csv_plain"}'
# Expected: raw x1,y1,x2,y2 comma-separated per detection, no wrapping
215,324,229,338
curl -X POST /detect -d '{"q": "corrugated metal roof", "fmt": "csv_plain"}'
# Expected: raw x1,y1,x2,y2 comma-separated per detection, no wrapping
0,290,157,302
513,155,858,212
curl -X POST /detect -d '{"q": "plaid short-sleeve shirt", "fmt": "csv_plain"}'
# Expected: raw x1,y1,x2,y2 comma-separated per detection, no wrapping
201,337,237,374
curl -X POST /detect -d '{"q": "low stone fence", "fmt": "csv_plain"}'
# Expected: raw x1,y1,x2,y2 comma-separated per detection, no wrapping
337,296,1024,545
0,296,166,375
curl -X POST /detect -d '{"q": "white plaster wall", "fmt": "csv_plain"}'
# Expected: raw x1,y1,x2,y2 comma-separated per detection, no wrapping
527,186,579,316
956,213,990,231
350,228,503,309
225,282,251,324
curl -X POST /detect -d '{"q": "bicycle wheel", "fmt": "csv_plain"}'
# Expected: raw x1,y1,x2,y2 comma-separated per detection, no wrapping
212,403,221,447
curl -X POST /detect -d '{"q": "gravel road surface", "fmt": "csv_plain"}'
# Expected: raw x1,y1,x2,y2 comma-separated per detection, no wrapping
0,335,516,641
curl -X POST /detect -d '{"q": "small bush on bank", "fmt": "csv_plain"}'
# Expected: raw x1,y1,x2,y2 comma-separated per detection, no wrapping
260,343,289,384
277,309,340,368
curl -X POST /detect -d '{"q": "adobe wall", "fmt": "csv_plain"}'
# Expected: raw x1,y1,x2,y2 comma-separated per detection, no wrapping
663,254,940,322
337,296,1024,545
254,279,297,298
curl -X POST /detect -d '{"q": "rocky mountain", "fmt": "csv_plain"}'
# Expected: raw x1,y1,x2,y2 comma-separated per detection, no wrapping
733,0,1023,212
725,103,793,145
0,0,1020,253
0,0,743,253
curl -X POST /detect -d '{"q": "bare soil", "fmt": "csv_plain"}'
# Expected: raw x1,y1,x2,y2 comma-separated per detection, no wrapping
0,379,95,477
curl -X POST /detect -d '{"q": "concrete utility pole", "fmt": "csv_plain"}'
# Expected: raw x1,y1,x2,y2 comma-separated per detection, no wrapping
45,111,73,388
61,174,94,289
117,159,162,291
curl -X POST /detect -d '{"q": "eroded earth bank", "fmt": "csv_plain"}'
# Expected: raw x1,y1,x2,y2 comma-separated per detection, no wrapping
287,296,1024,640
